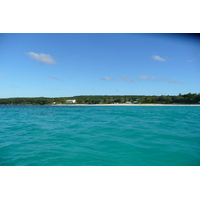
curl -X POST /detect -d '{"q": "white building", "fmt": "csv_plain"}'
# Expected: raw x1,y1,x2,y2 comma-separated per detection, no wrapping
66,99,76,104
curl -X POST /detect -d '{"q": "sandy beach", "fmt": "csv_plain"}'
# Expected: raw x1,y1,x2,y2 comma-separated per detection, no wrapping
54,103,200,106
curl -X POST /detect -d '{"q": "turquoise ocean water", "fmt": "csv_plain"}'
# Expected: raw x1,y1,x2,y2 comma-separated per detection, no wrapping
0,105,200,166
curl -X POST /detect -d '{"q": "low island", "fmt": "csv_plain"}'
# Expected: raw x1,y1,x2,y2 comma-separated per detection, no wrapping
0,93,200,105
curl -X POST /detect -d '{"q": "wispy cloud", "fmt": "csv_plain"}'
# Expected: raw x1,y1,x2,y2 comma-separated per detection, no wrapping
1,85,20,89
10,85,20,88
26,52,56,64
0,73,6,76
138,75,164,82
167,79,183,84
151,76,165,82
121,75,133,82
137,75,149,81
152,55,166,62
101,77,114,81
49,76,59,80
187,58,196,62
137,75,182,84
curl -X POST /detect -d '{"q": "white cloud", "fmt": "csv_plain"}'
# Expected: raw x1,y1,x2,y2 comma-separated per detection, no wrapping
26,52,56,64
101,77,114,81
152,55,166,62
121,75,133,82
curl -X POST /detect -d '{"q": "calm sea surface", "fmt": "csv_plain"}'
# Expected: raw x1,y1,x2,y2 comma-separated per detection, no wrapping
0,105,200,166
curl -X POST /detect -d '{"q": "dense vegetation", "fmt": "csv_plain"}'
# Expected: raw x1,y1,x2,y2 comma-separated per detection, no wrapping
0,93,200,105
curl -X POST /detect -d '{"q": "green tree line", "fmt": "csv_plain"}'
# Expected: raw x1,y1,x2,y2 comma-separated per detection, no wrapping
0,93,200,105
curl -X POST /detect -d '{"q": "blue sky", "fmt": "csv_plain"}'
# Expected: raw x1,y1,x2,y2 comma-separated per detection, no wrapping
0,33,200,98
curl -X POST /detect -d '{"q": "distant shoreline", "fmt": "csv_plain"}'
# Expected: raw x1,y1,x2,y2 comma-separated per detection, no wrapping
1,103,200,106
53,103,200,106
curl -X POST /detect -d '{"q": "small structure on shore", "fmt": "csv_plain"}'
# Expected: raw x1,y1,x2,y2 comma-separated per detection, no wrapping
133,99,139,104
66,99,76,104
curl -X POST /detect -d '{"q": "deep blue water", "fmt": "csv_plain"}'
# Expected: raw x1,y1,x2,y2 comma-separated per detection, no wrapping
0,105,200,166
